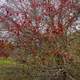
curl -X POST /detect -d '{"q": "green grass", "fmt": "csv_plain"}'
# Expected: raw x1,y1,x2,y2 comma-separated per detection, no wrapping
0,58,80,80
0,58,16,65
0,58,27,80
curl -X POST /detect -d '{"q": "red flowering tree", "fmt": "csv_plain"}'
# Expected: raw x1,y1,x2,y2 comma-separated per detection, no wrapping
0,0,80,64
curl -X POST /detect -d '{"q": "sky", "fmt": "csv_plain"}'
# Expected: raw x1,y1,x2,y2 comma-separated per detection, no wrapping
0,0,6,5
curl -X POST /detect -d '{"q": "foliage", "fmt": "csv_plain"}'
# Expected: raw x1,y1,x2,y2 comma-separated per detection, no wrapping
0,40,14,58
0,0,80,64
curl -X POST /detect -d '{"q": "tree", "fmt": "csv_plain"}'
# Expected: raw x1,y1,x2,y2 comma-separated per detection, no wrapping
0,0,80,64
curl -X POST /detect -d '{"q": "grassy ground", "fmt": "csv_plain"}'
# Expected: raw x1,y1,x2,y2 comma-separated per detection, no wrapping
0,58,63,80
0,58,16,65
0,58,27,80
0,58,80,80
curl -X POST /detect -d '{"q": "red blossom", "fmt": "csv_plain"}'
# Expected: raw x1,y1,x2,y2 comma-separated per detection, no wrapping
35,16,42,22
0,0,79,62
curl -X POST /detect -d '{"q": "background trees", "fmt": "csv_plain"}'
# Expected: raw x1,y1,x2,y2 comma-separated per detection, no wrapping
0,0,80,80
0,0,79,63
